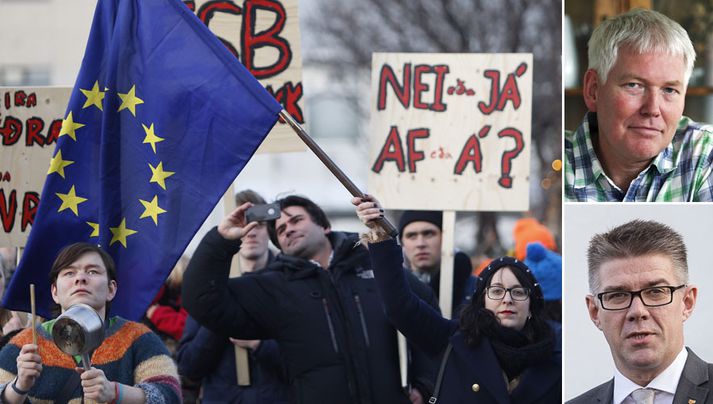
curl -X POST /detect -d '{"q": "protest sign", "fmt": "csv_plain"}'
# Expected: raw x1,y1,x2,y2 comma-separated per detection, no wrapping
2,0,306,245
368,53,533,211
187,0,305,153
1,87,70,246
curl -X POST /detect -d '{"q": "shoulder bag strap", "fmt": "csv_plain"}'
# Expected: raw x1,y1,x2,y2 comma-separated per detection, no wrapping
428,343,453,404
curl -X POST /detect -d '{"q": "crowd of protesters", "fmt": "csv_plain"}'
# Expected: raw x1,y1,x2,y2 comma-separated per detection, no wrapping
0,190,561,403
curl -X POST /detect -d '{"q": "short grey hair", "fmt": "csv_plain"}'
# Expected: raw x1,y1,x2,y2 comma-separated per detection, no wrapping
588,8,696,85
587,220,688,293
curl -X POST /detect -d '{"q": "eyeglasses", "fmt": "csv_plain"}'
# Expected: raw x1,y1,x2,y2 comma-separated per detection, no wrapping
597,285,687,311
486,286,530,301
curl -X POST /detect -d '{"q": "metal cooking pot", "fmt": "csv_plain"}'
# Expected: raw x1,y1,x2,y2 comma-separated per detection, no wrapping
51,303,104,370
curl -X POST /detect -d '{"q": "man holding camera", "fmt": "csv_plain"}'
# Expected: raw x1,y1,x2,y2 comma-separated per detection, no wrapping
178,189,289,403
183,195,438,404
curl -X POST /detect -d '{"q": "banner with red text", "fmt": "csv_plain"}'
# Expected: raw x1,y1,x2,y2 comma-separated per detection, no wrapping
187,0,304,153
1,87,69,246
368,53,532,211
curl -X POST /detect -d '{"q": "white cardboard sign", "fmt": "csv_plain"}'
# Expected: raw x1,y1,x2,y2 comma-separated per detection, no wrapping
368,53,532,211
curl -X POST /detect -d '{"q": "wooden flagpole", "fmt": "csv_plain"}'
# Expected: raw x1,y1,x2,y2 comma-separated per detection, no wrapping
278,110,398,237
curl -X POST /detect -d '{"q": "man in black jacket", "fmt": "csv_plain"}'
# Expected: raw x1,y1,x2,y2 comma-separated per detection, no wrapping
183,195,438,404
177,189,289,404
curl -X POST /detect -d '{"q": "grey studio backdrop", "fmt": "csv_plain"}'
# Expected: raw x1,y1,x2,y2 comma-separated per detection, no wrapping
564,204,713,401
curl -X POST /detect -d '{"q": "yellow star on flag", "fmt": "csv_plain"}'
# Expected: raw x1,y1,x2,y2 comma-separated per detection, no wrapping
58,112,85,141
149,162,175,190
87,222,100,237
56,185,88,216
142,123,165,154
139,195,167,225
110,218,138,248
117,85,144,116
80,81,105,111
47,150,74,178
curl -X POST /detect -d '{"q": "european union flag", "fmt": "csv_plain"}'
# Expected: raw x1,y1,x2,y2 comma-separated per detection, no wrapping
2,0,281,320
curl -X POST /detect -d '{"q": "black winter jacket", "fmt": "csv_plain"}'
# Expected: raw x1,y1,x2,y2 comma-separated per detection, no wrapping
183,228,439,404
177,315,289,404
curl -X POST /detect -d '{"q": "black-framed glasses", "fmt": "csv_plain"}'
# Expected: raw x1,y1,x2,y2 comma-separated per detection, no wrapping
597,284,687,310
486,286,530,301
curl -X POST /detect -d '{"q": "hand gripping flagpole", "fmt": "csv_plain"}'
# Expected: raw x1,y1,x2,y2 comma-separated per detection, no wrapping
278,110,398,238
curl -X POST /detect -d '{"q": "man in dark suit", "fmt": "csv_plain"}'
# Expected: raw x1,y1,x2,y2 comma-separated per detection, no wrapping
568,220,712,404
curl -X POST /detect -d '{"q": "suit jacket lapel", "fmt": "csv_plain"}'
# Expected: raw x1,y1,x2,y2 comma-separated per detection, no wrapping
673,348,710,404
600,379,615,403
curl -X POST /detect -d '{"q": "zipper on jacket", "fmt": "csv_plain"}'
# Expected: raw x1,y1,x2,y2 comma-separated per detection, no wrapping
321,298,340,353
353,294,370,347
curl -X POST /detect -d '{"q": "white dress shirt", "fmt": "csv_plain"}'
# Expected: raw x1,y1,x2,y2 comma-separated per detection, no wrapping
613,348,688,404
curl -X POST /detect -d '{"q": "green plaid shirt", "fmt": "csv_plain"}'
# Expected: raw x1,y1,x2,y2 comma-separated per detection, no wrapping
565,113,713,202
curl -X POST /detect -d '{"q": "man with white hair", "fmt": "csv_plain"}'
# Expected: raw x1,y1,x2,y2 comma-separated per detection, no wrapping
565,9,713,202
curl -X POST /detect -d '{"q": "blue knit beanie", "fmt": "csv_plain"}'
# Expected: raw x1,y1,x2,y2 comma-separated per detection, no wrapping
524,242,562,301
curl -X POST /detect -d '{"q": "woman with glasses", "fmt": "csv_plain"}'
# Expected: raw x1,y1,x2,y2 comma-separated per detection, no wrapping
352,196,561,403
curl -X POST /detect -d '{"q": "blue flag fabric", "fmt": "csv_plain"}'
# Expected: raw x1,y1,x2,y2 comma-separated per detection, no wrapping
2,0,281,320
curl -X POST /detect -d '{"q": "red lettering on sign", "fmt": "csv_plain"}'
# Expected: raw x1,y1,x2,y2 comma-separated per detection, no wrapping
372,126,406,173
0,116,57,146
478,70,500,115
431,65,449,112
195,0,291,79
454,134,483,175
14,91,26,107
2,90,37,109
478,63,527,115
377,63,449,112
267,81,303,123
243,0,291,79
497,127,525,189
0,115,22,145
412,64,450,112
412,65,431,110
26,93,37,108
377,63,411,111
47,119,62,145
454,126,490,175
21,192,39,231
430,147,452,160
0,189,17,233
447,78,475,96
196,1,242,57
25,117,46,146
406,128,429,173
197,1,241,24
183,1,195,11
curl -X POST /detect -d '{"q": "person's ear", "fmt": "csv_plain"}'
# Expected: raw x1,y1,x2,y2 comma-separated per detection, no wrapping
586,294,603,330
107,279,118,302
583,69,600,112
682,285,697,321
51,283,59,304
